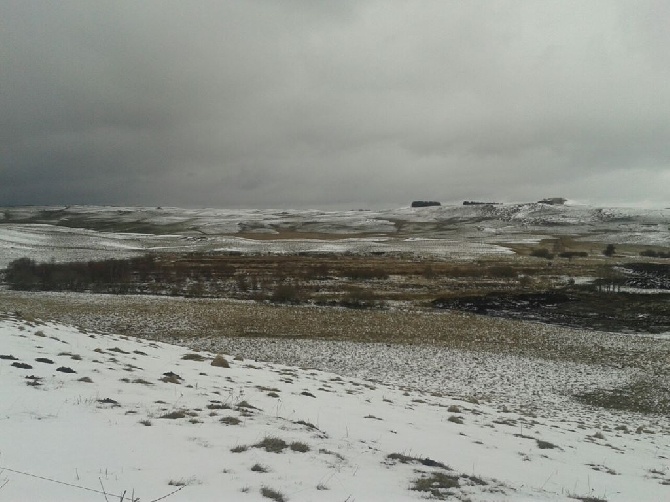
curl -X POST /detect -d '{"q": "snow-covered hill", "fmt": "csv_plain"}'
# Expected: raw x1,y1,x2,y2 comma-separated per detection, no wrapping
1,313,668,501
0,203,668,268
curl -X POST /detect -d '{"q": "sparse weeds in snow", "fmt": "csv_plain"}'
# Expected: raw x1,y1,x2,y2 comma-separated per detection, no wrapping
167,476,200,486
251,463,270,473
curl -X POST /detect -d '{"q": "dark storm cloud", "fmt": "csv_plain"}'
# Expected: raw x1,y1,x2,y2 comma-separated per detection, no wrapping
1,0,668,209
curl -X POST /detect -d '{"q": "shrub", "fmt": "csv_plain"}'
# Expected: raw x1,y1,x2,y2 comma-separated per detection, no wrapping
603,244,616,257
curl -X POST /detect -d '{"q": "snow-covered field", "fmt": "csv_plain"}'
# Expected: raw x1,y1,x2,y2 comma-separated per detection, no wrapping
1,313,669,501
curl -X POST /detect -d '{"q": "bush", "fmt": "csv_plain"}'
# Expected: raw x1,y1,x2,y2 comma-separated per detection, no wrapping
603,244,616,257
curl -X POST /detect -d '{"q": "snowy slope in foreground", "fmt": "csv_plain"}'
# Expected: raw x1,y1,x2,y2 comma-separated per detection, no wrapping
1,315,669,501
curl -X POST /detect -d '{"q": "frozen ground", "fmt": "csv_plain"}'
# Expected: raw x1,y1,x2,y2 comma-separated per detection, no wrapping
1,313,669,501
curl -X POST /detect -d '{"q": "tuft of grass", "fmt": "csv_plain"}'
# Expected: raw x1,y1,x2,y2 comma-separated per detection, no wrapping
132,378,153,385
139,419,152,426
182,353,206,361
536,439,558,450
77,376,93,383
386,453,450,470
211,354,230,368
254,437,288,453
231,445,248,453
260,487,287,502
251,463,270,473
167,476,200,486
447,405,461,413
319,449,345,461
236,400,258,410
289,441,310,453
207,402,231,410
160,410,187,420
220,416,242,426
160,372,182,384
447,415,464,425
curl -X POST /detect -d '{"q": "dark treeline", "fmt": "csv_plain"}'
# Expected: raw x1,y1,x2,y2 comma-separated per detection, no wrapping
4,255,159,292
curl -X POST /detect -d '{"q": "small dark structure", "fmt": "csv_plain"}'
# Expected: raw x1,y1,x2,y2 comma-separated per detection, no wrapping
463,201,501,206
411,201,441,208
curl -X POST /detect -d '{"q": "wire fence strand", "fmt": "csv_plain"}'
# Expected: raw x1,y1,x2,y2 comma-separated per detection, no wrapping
0,465,185,502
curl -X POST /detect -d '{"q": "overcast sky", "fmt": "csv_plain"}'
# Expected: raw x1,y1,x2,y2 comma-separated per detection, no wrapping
1,1,668,209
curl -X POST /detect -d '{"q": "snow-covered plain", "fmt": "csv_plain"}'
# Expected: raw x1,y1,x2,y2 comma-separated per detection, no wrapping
1,314,669,502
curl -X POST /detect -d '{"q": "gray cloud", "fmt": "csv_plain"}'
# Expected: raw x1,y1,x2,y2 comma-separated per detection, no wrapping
1,0,668,209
